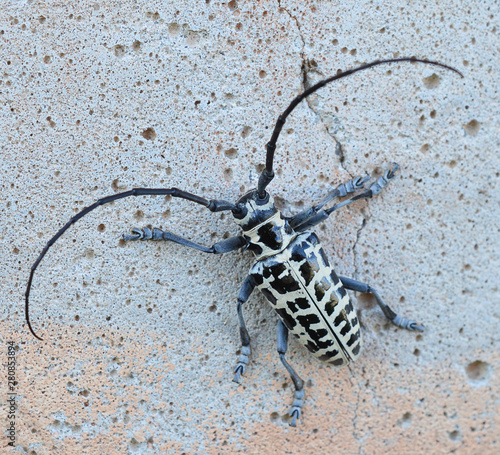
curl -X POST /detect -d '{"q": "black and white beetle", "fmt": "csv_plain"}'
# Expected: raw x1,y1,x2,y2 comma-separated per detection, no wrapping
26,57,462,426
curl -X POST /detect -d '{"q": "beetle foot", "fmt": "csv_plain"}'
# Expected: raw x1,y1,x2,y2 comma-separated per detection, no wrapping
337,174,370,197
123,228,143,241
123,227,165,241
288,389,305,427
233,346,251,383
370,163,400,195
392,315,425,332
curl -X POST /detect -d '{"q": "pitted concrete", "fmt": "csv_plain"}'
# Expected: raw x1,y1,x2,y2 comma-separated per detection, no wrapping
1,1,498,453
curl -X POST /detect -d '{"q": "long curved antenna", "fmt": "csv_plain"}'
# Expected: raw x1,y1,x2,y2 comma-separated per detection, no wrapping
25,187,238,340
257,57,464,196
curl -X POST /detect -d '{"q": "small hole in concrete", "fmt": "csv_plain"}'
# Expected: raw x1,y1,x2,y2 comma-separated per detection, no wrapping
224,148,238,158
465,360,489,381
141,128,156,140
464,120,480,136
423,73,441,89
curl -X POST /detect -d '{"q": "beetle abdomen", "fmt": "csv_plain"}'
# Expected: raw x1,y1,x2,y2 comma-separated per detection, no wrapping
250,232,361,365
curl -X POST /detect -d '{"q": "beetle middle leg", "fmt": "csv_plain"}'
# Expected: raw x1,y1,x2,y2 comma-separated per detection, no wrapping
339,276,424,332
277,319,305,427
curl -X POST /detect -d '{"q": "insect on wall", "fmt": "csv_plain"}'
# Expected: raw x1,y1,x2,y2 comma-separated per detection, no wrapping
25,57,463,426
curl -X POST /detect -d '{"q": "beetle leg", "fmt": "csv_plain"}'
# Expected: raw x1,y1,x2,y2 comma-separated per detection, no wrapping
233,276,256,383
123,228,247,254
277,319,305,427
339,276,425,332
288,174,370,229
294,164,400,233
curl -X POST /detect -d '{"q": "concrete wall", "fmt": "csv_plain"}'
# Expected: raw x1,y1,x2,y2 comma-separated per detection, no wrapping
1,0,497,453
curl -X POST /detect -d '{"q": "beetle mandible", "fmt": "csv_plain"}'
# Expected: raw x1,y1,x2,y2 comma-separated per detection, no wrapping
26,57,463,426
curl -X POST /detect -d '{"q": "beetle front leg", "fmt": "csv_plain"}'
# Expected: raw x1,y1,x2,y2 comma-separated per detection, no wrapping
293,164,400,233
233,276,256,383
339,276,425,331
277,319,305,427
289,174,370,229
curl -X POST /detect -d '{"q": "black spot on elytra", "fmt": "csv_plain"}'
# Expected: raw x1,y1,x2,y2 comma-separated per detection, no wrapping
299,240,311,252
276,308,297,330
305,340,318,353
338,285,347,298
317,349,340,362
288,297,309,313
270,262,287,277
262,267,272,279
314,277,331,301
334,311,347,327
319,247,331,267
346,331,360,347
329,357,345,366
290,250,304,262
271,274,300,294
297,313,320,327
306,253,321,273
299,262,315,286
325,294,339,316
311,334,333,349
317,353,331,361
307,327,328,342
330,269,341,284
306,232,320,246
300,318,333,349
340,320,352,336
351,341,361,356
345,301,354,314
314,282,325,301
251,272,264,286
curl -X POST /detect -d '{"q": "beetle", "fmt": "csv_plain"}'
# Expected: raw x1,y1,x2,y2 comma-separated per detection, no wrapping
25,57,462,426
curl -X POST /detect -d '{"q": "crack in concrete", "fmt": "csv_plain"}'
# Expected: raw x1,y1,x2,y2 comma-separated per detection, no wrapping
278,1,305,51
279,1,349,175
278,1,367,279
353,213,368,279
300,61,352,177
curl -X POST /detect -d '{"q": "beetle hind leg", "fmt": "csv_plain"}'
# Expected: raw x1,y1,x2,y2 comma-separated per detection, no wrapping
277,319,305,427
339,276,424,332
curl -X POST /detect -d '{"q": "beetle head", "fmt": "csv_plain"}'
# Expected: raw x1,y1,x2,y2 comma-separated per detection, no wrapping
232,189,277,231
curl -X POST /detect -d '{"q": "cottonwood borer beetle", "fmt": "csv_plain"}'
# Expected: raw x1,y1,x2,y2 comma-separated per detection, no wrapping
26,57,462,426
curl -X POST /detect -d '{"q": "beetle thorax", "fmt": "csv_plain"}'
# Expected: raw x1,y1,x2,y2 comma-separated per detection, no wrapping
243,212,296,259
232,189,296,259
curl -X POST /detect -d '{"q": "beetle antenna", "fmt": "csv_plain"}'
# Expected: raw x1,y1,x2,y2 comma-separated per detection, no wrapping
257,57,463,197
25,187,238,340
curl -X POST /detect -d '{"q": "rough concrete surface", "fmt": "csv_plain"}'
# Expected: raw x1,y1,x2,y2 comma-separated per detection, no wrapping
1,0,498,454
